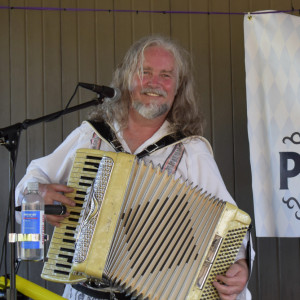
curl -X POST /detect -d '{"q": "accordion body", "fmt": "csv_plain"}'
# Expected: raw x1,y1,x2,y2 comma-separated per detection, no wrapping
41,149,251,300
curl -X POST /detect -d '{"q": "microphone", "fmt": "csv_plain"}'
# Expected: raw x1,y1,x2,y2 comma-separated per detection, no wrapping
15,205,67,215
45,205,67,215
78,82,121,101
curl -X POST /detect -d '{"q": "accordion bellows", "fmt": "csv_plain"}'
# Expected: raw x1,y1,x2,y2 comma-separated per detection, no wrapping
41,149,251,300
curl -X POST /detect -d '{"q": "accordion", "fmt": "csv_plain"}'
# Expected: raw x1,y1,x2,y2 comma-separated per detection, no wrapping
41,149,251,300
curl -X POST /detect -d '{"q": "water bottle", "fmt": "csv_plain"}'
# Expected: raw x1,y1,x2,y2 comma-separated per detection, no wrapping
20,182,44,261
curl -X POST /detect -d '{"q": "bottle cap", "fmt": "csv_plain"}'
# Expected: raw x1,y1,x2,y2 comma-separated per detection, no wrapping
27,182,39,192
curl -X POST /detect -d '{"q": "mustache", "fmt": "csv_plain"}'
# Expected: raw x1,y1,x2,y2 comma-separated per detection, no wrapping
132,101,169,119
140,87,167,98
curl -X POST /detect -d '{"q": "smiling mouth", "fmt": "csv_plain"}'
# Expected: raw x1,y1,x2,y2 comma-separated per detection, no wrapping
145,92,161,97
141,88,167,98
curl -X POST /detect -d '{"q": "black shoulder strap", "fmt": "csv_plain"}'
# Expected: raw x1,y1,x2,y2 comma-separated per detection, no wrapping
86,120,186,158
136,133,185,158
87,120,125,152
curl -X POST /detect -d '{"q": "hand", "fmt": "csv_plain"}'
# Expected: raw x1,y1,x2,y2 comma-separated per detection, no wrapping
213,259,248,300
39,183,75,227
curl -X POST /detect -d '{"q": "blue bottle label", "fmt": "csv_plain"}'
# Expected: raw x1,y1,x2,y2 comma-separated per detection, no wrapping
21,210,44,249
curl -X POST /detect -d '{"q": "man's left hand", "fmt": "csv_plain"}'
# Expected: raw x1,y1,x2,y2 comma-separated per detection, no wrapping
213,258,248,300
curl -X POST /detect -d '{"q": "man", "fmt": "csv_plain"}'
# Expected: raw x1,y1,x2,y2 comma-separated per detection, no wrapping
16,35,254,299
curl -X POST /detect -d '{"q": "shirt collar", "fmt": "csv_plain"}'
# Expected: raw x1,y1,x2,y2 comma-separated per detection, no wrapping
113,120,173,155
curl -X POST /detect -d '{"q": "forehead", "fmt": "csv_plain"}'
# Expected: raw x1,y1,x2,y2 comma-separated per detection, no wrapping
141,46,176,71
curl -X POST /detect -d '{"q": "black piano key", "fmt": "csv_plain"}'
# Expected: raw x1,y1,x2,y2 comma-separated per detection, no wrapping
56,263,72,269
66,226,76,231
76,191,86,195
84,161,100,168
64,232,75,237
54,270,70,275
70,211,80,216
60,247,75,253
80,175,94,181
79,182,92,187
83,168,98,172
68,218,79,222
86,155,102,160
63,239,75,244
58,254,73,263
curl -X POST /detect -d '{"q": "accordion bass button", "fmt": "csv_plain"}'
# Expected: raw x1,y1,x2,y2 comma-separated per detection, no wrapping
92,279,102,287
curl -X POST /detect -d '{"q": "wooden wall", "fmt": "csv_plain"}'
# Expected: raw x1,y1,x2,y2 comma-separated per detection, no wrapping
0,1,300,299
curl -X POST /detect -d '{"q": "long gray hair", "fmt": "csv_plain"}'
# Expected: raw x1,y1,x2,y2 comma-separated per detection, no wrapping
88,35,205,136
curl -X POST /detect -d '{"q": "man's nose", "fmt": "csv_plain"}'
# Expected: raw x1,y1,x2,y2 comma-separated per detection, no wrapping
147,74,161,87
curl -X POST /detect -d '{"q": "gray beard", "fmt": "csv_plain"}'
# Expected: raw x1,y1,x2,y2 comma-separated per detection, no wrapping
132,101,169,119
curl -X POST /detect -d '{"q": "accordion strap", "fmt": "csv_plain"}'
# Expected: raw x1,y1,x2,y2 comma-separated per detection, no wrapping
88,120,125,152
87,120,186,158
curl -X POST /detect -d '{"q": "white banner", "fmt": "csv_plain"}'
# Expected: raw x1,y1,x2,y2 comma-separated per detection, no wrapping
244,12,300,237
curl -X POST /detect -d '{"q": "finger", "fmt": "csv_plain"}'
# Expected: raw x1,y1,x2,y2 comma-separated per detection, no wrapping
45,215,64,227
40,184,76,207
46,192,76,207
45,212,70,227
40,183,73,194
216,274,232,286
213,281,238,300
51,184,74,195
214,273,246,297
215,274,241,292
225,262,242,278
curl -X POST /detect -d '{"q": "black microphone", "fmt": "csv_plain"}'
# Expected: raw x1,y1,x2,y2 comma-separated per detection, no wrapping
15,205,67,215
78,82,121,101
45,205,67,215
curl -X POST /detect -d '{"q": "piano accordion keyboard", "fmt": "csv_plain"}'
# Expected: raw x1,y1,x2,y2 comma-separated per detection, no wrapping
41,152,104,283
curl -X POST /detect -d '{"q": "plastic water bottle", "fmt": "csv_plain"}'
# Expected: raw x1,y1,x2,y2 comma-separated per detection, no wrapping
20,182,44,261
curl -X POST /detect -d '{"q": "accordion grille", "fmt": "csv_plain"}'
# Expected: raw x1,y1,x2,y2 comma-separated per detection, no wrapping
200,227,249,299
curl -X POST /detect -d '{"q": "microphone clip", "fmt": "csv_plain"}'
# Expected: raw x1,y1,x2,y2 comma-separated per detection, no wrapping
78,82,121,102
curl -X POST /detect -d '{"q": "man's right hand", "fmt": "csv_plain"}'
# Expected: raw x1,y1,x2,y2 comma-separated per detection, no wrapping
39,183,75,226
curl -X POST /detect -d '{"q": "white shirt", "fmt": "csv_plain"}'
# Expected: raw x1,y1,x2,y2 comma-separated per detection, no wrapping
15,120,254,299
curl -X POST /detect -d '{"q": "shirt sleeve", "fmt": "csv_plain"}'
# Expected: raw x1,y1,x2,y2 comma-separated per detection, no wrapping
179,138,235,204
15,122,94,220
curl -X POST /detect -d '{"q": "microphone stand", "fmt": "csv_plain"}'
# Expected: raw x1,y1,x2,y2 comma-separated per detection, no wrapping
0,93,105,300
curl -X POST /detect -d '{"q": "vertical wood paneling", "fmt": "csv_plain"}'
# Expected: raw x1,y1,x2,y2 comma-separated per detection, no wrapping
95,0,115,85
250,0,272,11
114,0,133,65
1,1,300,298
230,1,254,212
278,239,300,299
189,0,212,141
150,0,171,36
292,0,300,13
0,0,11,279
9,0,27,186
25,0,45,287
132,0,151,40
170,0,190,50
25,0,44,163
209,0,235,195
7,0,28,283
257,239,281,299
77,0,97,123
0,0,10,130
61,0,80,138
43,0,63,155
